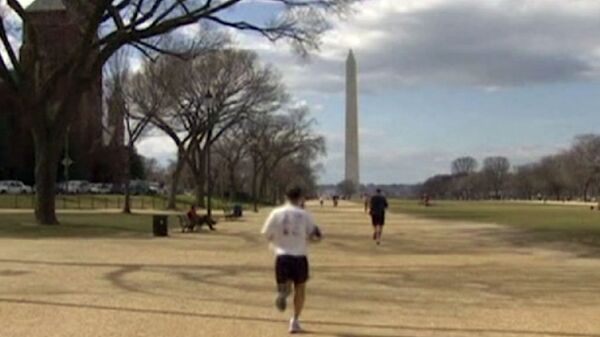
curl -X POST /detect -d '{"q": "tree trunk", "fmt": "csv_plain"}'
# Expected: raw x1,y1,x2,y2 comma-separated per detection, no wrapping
167,152,185,210
122,147,132,214
123,182,132,213
258,168,269,201
194,177,206,208
228,163,238,198
33,127,63,225
251,159,259,212
583,180,591,202
194,153,207,208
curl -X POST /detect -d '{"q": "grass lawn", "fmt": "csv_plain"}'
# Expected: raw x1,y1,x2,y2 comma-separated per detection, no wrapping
390,199,600,246
0,213,168,238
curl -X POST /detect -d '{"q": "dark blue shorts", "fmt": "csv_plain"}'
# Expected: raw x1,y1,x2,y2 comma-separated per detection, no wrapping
371,212,385,226
275,255,309,285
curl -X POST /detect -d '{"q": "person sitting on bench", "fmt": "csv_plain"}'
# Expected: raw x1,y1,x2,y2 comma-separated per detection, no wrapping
187,205,216,231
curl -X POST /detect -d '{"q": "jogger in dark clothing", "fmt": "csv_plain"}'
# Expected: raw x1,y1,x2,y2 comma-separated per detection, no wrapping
369,189,388,245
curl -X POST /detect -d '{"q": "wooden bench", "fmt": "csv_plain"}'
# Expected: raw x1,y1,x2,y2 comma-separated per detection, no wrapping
177,214,196,232
178,214,218,232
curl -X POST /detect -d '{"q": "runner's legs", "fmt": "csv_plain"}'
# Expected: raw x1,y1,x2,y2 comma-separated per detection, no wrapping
293,282,306,319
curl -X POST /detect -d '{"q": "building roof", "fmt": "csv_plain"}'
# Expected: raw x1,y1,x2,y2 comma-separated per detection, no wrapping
26,0,66,12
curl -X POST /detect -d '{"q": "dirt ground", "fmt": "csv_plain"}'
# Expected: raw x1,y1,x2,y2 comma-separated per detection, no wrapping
0,201,599,337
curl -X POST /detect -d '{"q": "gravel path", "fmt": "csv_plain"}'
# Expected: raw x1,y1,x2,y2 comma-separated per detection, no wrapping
0,201,599,337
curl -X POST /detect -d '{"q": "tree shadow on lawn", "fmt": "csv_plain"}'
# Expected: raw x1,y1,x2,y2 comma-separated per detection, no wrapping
0,297,596,337
328,220,600,258
0,213,157,238
467,226,600,258
6,257,599,312
0,213,245,239
392,207,600,256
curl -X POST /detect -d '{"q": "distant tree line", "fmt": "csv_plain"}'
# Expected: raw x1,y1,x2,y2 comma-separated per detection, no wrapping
421,134,600,201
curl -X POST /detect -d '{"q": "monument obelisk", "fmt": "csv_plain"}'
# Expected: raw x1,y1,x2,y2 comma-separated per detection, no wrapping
345,49,360,188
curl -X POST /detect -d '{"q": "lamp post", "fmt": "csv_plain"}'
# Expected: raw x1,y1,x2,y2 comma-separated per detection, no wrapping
61,126,73,193
205,89,215,219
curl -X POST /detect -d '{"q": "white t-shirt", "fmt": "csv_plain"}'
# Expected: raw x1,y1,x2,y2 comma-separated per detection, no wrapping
261,203,317,256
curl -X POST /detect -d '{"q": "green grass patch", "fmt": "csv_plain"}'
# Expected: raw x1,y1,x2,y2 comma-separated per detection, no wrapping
390,199,600,246
0,213,175,238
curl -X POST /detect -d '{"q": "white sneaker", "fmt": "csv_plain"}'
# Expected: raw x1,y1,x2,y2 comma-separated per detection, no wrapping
289,318,302,334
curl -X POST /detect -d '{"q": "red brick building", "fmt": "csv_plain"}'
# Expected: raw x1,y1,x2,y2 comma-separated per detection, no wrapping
0,0,122,184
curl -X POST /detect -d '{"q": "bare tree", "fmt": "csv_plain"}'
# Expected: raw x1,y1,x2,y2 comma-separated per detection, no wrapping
450,156,479,199
143,48,285,208
512,164,540,200
482,156,510,199
421,174,454,199
245,107,325,210
451,156,478,175
105,50,163,213
272,155,321,202
142,157,168,184
568,134,600,201
0,0,355,224
536,154,572,201
213,126,248,198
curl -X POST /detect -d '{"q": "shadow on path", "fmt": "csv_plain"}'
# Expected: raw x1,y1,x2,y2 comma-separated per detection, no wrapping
0,297,596,337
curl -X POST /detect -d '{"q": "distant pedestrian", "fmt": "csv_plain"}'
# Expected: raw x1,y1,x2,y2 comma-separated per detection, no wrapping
319,197,324,207
369,189,388,245
363,193,370,213
261,187,322,334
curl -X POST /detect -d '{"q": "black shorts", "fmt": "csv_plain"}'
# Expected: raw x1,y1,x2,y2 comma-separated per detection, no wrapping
371,212,385,226
275,255,309,285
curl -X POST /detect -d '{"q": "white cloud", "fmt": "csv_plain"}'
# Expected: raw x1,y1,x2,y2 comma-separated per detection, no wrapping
15,0,600,92
136,136,177,166
238,0,600,94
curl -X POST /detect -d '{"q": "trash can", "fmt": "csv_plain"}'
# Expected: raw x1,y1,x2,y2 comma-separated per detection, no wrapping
152,215,169,236
233,204,243,217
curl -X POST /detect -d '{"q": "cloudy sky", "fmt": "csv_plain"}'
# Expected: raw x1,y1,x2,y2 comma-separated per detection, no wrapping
14,0,600,184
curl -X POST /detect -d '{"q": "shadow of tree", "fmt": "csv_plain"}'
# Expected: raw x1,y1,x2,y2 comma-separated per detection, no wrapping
0,297,595,337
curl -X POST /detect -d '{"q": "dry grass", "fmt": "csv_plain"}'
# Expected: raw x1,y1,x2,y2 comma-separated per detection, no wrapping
0,201,599,337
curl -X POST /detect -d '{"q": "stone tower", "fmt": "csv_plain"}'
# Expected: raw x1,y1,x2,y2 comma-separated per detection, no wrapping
345,49,360,188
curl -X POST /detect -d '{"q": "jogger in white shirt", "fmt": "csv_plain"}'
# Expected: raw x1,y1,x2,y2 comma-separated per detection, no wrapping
261,187,322,334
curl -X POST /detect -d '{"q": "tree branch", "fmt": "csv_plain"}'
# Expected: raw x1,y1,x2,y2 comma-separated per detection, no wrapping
0,17,22,80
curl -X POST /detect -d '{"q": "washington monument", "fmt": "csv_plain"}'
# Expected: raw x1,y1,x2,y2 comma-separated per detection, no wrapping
345,49,360,188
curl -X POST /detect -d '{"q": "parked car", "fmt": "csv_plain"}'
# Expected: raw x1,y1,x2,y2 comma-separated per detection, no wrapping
0,180,33,194
104,181,160,195
89,183,112,194
89,183,102,194
129,180,150,195
57,180,91,194
148,182,162,195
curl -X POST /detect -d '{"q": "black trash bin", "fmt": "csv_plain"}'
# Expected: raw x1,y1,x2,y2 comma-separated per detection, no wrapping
152,215,169,236
233,204,243,218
